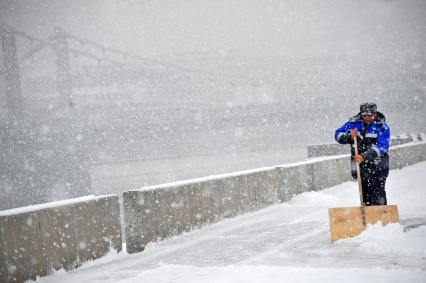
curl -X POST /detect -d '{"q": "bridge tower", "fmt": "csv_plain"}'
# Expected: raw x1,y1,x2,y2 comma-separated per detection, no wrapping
0,25,23,123
52,27,73,106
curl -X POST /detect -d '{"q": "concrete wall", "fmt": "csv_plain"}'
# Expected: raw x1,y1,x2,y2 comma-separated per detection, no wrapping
0,195,122,283
276,155,352,202
278,142,426,201
307,143,348,158
124,142,426,253
389,142,426,169
124,168,278,253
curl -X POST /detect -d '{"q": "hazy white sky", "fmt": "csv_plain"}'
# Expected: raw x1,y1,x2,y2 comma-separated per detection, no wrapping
1,0,425,58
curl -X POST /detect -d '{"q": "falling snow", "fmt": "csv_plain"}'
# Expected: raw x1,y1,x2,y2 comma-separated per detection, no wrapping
0,0,425,282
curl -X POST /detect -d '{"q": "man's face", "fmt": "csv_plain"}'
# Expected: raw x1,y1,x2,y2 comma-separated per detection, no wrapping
362,113,376,124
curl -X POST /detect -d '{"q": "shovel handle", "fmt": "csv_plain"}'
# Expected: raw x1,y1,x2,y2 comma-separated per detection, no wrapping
353,135,366,225
353,136,364,206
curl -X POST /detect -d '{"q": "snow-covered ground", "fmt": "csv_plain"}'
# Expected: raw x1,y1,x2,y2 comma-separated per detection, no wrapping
33,161,426,283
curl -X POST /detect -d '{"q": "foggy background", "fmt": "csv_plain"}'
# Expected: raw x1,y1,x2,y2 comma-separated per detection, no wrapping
1,0,425,210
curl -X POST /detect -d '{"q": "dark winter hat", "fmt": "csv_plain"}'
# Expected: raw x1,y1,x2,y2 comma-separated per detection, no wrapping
360,102,377,115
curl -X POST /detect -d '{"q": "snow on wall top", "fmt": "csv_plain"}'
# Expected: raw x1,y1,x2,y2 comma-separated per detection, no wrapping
0,194,116,217
128,166,277,193
127,155,351,194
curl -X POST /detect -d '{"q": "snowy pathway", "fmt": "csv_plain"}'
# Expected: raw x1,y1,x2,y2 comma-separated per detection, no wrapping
35,162,426,283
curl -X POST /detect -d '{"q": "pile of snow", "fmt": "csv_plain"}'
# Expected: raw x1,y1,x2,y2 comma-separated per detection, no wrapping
340,223,426,258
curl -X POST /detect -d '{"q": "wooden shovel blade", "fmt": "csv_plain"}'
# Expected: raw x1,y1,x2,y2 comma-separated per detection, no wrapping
328,206,365,243
328,205,399,243
364,205,399,225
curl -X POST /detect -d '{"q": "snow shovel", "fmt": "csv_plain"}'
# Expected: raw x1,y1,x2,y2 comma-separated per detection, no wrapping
328,135,399,243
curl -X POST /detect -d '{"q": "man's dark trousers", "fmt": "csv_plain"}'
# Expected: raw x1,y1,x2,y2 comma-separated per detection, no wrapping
361,174,387,206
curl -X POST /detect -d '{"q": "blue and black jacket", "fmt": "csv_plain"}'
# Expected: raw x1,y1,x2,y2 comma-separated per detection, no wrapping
335,111,390,179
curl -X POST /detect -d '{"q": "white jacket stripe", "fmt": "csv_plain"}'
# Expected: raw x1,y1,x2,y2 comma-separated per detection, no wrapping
365,133,378,138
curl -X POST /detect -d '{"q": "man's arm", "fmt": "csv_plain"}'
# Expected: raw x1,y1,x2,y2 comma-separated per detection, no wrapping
335,121,353,144
362,124,390,161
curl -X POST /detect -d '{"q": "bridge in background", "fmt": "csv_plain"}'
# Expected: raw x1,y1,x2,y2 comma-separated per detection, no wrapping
0,24,283,210
1,23,425,213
